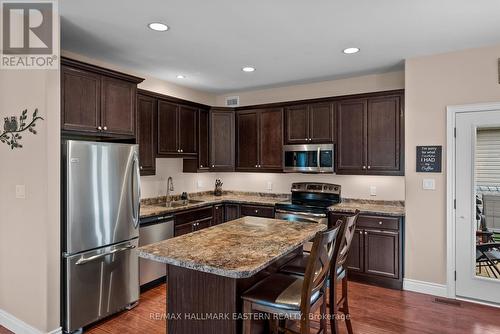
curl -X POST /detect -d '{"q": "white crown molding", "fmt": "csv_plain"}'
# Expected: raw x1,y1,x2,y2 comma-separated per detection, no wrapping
0,309,61,334
403,278,448,297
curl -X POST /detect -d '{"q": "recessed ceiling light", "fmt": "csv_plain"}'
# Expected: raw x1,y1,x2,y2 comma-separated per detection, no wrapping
148,22,169,32
176,75,185,79
343,47,360,54
242,66,256,72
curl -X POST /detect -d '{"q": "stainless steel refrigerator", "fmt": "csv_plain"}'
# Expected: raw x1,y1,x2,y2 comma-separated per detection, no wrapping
62,140,141,333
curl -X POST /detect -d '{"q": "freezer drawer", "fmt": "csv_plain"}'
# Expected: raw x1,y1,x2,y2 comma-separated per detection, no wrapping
63,239,139,332
139,216,174,286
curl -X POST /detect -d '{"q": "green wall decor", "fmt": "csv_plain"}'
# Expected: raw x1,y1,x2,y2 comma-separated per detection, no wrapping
1,108,43,149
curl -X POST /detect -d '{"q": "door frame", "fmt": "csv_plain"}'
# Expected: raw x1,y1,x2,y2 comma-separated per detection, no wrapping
446,102,500,302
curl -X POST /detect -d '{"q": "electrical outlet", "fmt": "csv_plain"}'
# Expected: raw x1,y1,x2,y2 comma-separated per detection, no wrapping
422,178,436,190
266,181,273,191
370,186,377,196
15,185,25,199
197,180,204,189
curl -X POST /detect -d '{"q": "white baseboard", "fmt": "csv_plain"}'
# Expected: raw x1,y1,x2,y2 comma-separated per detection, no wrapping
0,309,62,334
403,278,448,297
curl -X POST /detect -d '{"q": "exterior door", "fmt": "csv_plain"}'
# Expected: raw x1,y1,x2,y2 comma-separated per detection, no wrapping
455,109,500,304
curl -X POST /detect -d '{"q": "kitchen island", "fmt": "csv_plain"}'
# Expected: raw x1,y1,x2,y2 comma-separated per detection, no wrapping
138,216,326,334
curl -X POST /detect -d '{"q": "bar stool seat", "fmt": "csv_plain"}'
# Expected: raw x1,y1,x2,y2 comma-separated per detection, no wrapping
242,273,321,312
281,254,346,280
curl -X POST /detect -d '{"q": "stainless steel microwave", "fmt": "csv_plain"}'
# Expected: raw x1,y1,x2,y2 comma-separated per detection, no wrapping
283,144,334,173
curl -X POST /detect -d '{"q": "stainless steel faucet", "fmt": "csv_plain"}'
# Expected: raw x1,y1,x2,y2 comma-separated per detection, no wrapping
166,176,174,207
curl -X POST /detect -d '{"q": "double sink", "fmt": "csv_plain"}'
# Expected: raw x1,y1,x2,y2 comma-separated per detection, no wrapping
160,199,205,208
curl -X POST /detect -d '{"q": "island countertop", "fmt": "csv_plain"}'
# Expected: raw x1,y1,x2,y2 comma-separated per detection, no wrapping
138,216,326,279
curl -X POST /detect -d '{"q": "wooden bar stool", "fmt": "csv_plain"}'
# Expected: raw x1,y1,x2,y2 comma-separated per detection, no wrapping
241,221,343,334
280,210,360,334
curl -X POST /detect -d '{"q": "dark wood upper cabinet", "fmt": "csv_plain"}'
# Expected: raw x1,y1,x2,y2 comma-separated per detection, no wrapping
178,105,197,154
366,96,401,172
337,99,367,172
259,108,283,170
101,76,136,136
61,57,143,137
236,108,283,172
309,102,334,143
157,101,197,157
136,94,156,176
337,94,403,175
61,66,101,133
198,109,210,170
210,108,235,171
157,101,179,155
236,110,259,170
285,105,309,144
285,103,334,144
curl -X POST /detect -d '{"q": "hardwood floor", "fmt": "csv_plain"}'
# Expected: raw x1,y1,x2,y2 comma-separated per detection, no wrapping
86,281,500,334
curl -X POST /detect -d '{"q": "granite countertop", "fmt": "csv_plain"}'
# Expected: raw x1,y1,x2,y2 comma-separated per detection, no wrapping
138,216,326,278
329,199,405,217
140,192,289,218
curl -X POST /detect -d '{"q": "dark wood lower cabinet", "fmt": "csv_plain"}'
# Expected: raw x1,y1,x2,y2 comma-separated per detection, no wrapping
224,204,241,222
174,207,213,237
213,204,224,225
240,204,275,218
331,213,404,289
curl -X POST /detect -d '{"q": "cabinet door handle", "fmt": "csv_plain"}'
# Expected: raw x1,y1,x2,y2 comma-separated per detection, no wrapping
367,166,371,169
359,231,363,235
103,126,107,131
255,165,258,168
200,165,203,168
211,164,215,168
254,210,259,213
140,166,143,170
97,126,102,131
364,231,368,235
362,166,366,169
180,149,183,153
378,221,383,225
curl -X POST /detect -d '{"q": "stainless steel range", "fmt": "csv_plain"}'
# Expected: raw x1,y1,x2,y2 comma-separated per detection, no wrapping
275,182,341,225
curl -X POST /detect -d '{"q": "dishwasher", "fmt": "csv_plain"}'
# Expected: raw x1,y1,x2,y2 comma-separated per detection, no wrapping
139,214,174,286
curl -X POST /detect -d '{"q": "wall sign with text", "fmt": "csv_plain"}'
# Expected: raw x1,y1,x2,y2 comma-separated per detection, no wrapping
416,146,442,173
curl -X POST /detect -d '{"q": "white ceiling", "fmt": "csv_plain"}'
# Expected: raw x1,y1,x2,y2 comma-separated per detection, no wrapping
61,0,500,94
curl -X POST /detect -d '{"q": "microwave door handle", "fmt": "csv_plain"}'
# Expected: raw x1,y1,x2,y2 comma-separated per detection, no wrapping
317,146,321,169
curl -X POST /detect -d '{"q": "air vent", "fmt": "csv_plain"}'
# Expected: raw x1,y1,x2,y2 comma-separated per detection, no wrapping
225,96,240,107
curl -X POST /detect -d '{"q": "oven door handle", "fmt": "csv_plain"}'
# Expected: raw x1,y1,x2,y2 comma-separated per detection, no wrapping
275,209,327,218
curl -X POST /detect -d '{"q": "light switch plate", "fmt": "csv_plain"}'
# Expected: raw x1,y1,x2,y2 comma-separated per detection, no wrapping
422,178,436,190
370,186,377,196
15,185,26,199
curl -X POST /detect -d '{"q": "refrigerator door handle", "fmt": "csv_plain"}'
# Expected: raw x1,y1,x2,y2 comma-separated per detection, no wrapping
75,244,136,265
131,154,141,229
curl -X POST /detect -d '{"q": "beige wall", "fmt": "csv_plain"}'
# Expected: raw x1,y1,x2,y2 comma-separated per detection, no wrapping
215,71,404,107
405,44,500,284
0,70,60,332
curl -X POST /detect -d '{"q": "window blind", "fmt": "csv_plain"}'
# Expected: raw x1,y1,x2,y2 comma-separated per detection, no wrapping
476,129,500,187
